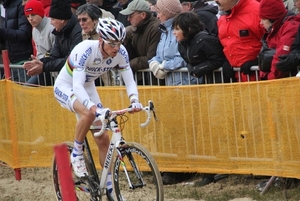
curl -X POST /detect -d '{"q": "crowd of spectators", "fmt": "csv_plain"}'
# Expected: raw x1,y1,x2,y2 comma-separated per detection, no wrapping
1,0,299,85
0,0,299,191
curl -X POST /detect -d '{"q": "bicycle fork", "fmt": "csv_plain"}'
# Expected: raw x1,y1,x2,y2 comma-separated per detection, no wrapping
116,146,146,189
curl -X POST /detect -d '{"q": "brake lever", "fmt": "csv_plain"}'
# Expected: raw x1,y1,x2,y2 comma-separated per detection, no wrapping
149,101,158,121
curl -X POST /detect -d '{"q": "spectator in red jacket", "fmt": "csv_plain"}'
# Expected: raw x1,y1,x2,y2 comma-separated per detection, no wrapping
215,0,265,82
259,0,300,80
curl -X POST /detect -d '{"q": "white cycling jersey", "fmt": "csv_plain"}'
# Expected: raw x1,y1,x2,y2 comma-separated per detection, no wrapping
54,40,138,112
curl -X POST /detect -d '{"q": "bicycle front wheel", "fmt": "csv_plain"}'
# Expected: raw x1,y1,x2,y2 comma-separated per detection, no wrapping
112,142,164,201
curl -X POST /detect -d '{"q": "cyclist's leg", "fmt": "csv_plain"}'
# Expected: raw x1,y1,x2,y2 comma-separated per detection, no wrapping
91,130,110,167
54,82,95,177
73,100,95,142
86,85,110,167
88,87,112,197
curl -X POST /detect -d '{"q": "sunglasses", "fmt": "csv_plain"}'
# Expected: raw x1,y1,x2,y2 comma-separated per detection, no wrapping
103,39,122,48
77,17,88,23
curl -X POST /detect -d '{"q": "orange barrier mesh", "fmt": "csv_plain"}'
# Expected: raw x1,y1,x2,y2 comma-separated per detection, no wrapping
1,78,300,178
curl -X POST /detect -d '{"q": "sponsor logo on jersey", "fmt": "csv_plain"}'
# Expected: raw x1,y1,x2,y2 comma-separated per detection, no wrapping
78,47,92,66
54,87,68,101
106,59,112,65
119,47,129,63
74,65,84,71
86,66,113,72
93,58,101,65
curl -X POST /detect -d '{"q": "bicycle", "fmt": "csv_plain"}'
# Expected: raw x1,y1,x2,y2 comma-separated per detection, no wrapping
51,100,164,201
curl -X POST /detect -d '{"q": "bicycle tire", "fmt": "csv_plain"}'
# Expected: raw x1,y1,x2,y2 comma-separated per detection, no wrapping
51,141,101,201
112,142,164,201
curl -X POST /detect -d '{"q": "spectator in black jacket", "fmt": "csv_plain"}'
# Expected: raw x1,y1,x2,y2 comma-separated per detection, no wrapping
23,0,82,86
0,0,33,82
173,11,225,84
180,0,219,36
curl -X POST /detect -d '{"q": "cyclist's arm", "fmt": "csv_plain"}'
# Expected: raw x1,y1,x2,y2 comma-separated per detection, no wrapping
120,67,139,102
117,46,139,103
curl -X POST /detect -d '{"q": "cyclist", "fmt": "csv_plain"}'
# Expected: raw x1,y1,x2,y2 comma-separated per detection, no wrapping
53,18,143,181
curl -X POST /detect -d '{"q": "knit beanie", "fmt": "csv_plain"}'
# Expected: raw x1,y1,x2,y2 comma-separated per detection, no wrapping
24,0,45,18
49,0,72,20
156,0,182,19
259,0,286,21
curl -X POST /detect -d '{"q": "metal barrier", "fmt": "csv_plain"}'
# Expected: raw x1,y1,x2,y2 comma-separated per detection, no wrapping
0,61,295,86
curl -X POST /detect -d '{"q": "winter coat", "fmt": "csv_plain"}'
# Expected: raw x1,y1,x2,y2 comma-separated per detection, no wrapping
178,31,225,84
261,11,300,80
126,14,161,72
32,17,55,59
194,3,219,36
218,0,265,81
1,0,32,63
40,14,82,73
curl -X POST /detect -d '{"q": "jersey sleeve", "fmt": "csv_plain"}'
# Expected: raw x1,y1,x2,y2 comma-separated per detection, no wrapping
117,46,139,102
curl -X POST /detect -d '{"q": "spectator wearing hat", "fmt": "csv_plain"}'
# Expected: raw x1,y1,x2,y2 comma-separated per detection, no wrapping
216,0,265,82
24,0,55,60
148,0,197,86
120,0,161,85
0,0,33,82
258,0,300,80
24,0,55,85
23,0,82,85
180,0,218,36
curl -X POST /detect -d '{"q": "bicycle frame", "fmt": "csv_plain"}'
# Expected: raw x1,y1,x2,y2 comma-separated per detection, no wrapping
98,119,123,195
95,101,156,196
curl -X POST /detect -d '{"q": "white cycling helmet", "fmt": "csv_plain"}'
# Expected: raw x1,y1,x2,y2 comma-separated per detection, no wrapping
97,18,126,41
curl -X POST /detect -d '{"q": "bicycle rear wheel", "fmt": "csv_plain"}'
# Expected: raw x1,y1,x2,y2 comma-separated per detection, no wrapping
51,141,101,201
112,142,164,201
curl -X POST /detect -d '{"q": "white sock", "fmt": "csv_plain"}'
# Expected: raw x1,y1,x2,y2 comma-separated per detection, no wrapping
72,140,83,157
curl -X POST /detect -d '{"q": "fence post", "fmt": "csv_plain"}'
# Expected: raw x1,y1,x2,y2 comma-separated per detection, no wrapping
2,50,22,180
2,50,11,79
54,143,77,201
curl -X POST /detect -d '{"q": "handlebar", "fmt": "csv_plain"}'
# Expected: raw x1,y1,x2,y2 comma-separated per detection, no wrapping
94,100,157,137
